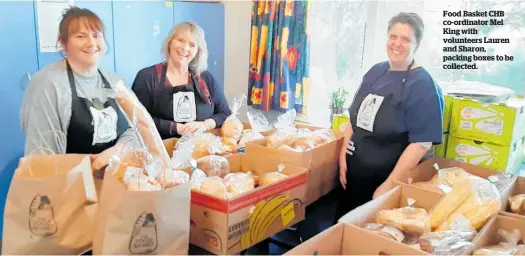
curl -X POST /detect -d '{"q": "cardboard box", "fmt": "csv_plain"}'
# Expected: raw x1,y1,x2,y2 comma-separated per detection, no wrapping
395,158,518,211
246,124,344,206
501,176,525,220
449,96,525,146
332,113,349,133
472,215,525,252
433,133,449,158
284,222,425,255
443,94,454,133
337,185,441,254
183,153,308,254
445,135,524,173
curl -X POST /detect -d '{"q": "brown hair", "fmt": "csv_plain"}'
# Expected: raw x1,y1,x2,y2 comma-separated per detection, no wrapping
57,6,108,51
388,12,424,48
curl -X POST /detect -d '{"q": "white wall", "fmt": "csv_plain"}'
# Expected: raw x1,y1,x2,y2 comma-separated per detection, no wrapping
223,1,283,124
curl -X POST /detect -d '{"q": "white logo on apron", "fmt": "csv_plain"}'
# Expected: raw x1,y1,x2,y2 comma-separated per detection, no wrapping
90,106,118,145
173,91,197,123
356,94,384,132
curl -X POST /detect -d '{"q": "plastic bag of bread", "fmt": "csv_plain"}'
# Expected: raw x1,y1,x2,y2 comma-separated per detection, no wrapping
488,173,515,193
113,80,172,172
197,155,230,178
363,223,405,242
221,136,239,153
420,216,477,255
260,164,288,186
221,94,246,141
435,176,501,231
292,136,316,151
267,110,299,149
473,229,522,255
311,128,336,145
223,172,255,198
436,166,472,193
238,129,264,148
376,198,430,235
176,132,223,160
189,160,207,190
122,169,162,192
509,194,525,215
198,177,228,200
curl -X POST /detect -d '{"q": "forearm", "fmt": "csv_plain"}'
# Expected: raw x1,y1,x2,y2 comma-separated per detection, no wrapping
387,143,429,183
339,124,353,166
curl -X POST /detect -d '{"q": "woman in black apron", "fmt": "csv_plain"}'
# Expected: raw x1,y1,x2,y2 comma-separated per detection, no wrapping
333,12,444,223
21,7,136,172
131,22,231,139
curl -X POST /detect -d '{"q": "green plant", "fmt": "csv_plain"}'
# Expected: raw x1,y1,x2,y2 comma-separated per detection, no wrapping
329,87,349,115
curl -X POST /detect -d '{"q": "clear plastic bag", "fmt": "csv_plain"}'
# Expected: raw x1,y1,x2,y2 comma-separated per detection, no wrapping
260,164,288,186
196,155,230,178
267,110,299,149
420,216,477,255
176,132,224,160
237,129,264,148
488,173,515,193
363,223,405,242
247,110,272,133
221,94,247,141
198,176,228,200
509,194,525,215
223,172,255,198
376,198,430,235
122,168,162,192
189,159,207,190
473,229,522,255
113,80,172,172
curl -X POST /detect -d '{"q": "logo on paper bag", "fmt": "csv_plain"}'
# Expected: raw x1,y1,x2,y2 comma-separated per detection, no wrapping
129,212,158,254
29,194,58,237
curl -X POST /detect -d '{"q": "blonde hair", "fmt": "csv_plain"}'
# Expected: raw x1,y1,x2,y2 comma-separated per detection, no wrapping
162,22,208,75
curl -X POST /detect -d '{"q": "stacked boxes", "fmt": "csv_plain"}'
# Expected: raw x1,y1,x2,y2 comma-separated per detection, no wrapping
433,95,453,157
444,96,525,173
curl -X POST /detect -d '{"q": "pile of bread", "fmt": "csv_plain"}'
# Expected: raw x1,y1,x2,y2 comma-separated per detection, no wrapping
267,127,336,152
188,156,289,199
363,171,503,255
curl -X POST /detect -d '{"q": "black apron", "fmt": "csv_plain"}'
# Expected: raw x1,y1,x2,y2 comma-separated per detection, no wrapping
334,60,415,223
153,64,213,138
65,60,128,154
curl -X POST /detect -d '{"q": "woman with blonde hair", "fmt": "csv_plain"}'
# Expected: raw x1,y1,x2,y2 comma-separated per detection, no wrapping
132,22,231,138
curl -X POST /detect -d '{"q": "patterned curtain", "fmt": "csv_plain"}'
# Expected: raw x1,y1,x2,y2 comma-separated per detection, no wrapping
248,0,310,114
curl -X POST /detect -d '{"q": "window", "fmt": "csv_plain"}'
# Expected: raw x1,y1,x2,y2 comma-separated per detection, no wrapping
304,0,525,127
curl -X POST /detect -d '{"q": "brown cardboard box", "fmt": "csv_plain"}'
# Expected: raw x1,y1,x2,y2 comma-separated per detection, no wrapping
395,158,517,211
245,124,344,206
472,215,525,253
337,185,442,255
182,153,308,254
284,222,425,255
501,176,525,220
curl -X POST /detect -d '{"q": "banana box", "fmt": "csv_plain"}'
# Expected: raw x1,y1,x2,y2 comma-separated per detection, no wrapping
433,133,449,158
394,158,518,211
500,176,525,221
443,94,454,132
332,113,349,133
471,215,525,252
183,153,308,255
445,135,524,173
246,123,344,206
284,222,425,255
449,96,525,146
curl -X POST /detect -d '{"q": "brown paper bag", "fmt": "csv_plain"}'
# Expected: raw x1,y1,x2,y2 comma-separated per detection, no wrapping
2,154,97,255
93,170,190,255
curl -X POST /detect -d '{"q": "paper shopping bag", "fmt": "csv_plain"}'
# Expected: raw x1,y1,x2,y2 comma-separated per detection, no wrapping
2,154,97,255
93,169,191,255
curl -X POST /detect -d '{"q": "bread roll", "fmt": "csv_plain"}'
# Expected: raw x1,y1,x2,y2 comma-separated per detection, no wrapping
123,172,162,192
267,129,298,149
363,223,404,242
238,130,264,148
223,172,255,197
197,155,230,178
311,129,336,145
157,170,190,188
222,117,244,140
292,137,316,151
509,194,525,214
199,177,227,199
260,172,288,186
221,137,238,152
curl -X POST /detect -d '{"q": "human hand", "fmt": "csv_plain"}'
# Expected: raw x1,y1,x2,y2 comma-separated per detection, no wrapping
185,121,207,133
92,144,123,172
176,123,195,136
373,179,393,199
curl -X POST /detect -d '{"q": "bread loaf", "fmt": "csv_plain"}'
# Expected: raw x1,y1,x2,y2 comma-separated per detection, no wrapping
260,172,288,186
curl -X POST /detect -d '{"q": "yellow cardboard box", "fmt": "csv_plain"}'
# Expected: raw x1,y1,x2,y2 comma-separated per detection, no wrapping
332,113,349,133
450,96,525,146
433,133,449,158
445,135,524,173
443,94,454,132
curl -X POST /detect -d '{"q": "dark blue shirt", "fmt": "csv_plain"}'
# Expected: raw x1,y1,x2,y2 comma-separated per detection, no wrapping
358,61,444,144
